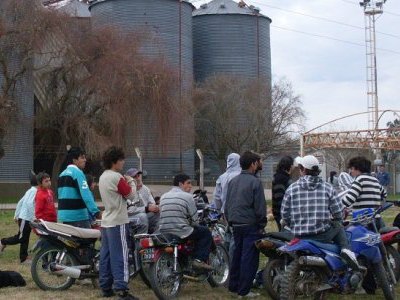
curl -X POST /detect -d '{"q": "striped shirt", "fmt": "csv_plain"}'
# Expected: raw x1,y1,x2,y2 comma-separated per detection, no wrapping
342,174,387,209
158,187,199,239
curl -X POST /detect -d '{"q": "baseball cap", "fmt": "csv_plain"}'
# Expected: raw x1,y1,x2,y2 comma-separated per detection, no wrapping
299,155,320,170
293,156,302,167
126,168,143,177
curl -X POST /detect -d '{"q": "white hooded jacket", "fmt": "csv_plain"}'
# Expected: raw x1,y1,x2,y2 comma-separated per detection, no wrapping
213,153,241,213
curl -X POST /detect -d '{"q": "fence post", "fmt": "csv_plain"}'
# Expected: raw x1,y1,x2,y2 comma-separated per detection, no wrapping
135,147,142,171
196,149,204,190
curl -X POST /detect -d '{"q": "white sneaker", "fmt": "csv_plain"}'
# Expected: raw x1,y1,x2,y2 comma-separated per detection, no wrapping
0,241,6,253
341,249,361,270
238,292,260,298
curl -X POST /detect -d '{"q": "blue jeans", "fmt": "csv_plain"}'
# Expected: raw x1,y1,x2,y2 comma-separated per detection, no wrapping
229,225,263,296
188,225,212,262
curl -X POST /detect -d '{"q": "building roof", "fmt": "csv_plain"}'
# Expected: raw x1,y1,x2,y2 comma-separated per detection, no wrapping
193,0,266,18
47,0,91,18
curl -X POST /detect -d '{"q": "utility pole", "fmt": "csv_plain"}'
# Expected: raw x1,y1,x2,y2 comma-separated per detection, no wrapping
359,0,387,165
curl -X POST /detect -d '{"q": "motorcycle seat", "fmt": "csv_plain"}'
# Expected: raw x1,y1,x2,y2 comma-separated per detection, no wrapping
304,240,340,254
265,231,294,242
156,233,186,245
41,221,101,239
379,226,399,234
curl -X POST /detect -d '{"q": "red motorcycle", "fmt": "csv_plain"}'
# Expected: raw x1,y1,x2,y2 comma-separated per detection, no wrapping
137,209,229,300
381,226,400,280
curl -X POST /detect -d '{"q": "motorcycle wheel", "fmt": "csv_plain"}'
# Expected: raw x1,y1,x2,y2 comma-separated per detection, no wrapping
372,261,397,300
263,258,285,300
386,245,400,281
31,246,77,291
281,259,327,300
148,252,182,300
207,245,230,287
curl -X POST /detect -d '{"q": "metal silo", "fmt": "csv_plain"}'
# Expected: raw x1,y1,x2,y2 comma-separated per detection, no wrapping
89,0,194,181
193,0,272,83
0,2,34,184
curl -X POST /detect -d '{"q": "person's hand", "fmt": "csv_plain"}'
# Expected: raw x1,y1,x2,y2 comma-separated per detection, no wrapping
14,218,18,223
95,211,102,220
124,175,134,183
148,204,159,213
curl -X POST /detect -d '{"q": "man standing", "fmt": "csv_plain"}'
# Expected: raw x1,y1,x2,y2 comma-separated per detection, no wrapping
225,151,267,298
0,173,37,263
377,165,390,194
213,153,241,214
98,146,138,300
125,168,159,233
158,174,213,270
58,147,100,228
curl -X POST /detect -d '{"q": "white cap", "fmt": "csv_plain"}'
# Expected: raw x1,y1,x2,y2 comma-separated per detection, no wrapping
293,156,302,167
299,155,320,170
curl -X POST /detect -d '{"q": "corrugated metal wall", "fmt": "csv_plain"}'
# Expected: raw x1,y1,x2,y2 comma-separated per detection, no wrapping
193,14,271,83
89,0,195,181
0,50,34,182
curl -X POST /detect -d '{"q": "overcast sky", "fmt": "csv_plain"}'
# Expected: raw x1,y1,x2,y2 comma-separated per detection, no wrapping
192,0,400,132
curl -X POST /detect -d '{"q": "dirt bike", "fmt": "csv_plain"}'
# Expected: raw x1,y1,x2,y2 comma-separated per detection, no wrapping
30,219,150,291
137,208,229,300
279,203,397,300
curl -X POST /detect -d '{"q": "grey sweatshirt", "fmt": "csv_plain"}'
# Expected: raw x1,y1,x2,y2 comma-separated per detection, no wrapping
225,170,267,229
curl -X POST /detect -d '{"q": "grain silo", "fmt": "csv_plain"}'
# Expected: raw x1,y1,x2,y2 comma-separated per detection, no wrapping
89,0,195,181
0,2,35,186
193,0,272,84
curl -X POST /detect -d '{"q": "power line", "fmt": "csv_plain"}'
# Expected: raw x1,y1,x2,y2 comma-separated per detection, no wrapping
271,25,400,55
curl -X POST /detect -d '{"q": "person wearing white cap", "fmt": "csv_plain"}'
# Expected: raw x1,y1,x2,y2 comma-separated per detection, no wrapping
281,155,361,270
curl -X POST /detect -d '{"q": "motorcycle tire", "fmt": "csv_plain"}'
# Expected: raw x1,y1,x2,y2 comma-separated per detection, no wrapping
281,259,327,300
386,245,400,281
148,252,182,300
139,265,152,288
372,261,397,300
263,258,285,300
31,246,77,291
207,244,230,287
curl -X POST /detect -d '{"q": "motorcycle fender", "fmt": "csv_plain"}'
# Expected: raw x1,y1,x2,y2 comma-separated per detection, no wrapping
279,240,323,255
359,246,382,264
321,250,346,271
382,231,400,244
30,238,52,253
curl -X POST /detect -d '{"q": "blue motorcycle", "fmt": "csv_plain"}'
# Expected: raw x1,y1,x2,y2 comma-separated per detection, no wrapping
278,203,397,300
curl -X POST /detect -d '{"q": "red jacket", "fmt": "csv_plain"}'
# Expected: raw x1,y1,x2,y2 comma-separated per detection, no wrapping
35,187,57,222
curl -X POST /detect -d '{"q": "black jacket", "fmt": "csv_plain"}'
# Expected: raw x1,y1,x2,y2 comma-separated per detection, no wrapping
225,170,267,229
272,170,292,217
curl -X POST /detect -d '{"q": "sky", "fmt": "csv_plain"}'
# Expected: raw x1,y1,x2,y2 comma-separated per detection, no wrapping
191,0,400,133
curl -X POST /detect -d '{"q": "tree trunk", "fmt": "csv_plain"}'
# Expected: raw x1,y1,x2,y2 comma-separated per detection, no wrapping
51,144,67,198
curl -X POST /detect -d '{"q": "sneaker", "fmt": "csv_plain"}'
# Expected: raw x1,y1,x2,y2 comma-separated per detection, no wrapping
341,249,363,271
238,292,261,298
21,258,32,265
117,291,139,300
101,289,115,298
0,241,6,253
192,259,214,271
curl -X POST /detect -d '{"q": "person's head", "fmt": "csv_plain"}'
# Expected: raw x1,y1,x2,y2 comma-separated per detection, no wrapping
37,172,51,189
347,156,371,177
30,170,38,187
276,156,294,174
126,168,143,184
240,151,262,174
173,174,192,193
86,174,96,191
379,165,385,172
102,146,125,172
66,147,86,170
298,155,321,177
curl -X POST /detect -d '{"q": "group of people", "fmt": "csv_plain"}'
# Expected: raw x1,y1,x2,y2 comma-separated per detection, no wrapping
0,146,393,299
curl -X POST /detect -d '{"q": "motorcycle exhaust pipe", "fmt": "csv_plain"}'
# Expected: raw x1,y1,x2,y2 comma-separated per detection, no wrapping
183,274,202,282
50,263,84,279
298,256,327,267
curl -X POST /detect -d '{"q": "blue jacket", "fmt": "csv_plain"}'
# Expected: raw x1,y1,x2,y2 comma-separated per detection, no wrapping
14,186,37,222
377,171,390,187
58,165,99,222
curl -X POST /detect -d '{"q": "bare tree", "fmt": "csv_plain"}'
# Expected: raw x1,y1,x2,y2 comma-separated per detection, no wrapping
194,75,305,167
322,148,373,172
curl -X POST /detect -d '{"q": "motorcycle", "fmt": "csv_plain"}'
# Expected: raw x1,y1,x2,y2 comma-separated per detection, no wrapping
30,219,150,291
137,207,230,300
255,229,293,300
278,203,397,300
380,225,400,281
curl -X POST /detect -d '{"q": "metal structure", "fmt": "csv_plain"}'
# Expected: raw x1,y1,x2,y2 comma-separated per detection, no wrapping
196,149,204,190
193,0,272,83
89,0,195,181
0,2,35,181
359,0,387,131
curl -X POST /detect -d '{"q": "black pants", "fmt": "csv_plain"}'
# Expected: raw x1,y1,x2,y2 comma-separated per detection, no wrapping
1,219,31,262
187,225,212,262
296,224,349,250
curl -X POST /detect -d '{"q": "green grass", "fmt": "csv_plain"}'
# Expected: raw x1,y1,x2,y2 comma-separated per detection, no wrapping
0,209,400,299
0,197,19,204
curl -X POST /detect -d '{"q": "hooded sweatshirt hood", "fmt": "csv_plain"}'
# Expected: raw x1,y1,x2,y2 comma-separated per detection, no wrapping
299,175,322,191
226,153,241,173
